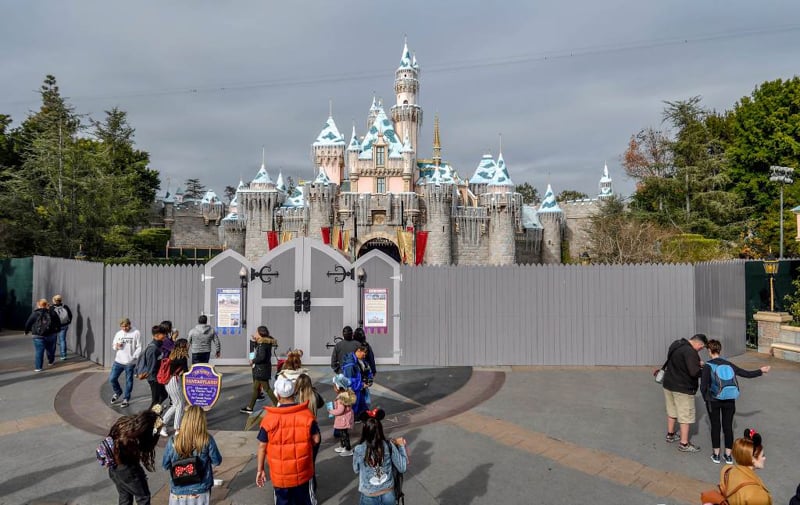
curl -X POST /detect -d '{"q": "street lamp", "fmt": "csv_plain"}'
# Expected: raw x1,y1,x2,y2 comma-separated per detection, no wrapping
239,266,248,328
580,251,591,265
763,255,779,312
357,267,366,328
769,165,794,259
74,244,87,261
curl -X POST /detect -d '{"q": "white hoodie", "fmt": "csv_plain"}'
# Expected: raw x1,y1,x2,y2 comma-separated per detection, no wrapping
112,327,142,365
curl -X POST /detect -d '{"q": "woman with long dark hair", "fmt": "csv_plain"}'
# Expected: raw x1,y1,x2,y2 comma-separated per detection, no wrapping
352,408,408,505
106,410,161,505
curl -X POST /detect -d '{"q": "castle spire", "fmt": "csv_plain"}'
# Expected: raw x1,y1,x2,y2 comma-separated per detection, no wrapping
598,161,614,198
432,114,442,166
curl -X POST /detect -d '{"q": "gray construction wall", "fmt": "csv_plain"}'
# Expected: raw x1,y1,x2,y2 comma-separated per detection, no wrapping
694,260,747,356
398,261,744,366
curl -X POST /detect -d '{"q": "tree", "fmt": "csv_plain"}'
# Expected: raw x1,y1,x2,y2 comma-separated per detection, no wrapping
515,182,540,204
223,185,236,204
589,195,672,264
556,189,588,202
622,127,674,180
183,178,206,200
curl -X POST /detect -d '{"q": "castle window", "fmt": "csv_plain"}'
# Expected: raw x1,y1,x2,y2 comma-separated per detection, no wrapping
376,146,385,167
403,100,408,105
377,177,386,193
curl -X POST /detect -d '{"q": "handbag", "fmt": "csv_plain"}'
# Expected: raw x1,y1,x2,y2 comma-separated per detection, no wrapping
700,466,760,505
654,340,684,384
170,455,203,486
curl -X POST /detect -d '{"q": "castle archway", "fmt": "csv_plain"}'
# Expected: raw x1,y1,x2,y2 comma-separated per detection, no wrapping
358,236,401,263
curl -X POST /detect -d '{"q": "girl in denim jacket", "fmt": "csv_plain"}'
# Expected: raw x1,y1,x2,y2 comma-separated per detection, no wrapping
352,408,408,505
162,406,222,505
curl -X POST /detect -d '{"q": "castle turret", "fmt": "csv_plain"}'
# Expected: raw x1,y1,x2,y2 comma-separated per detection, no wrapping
305,168,337,241
313,115,346,186
241,156,284,260
598,162,613,199
402,132,414,192
391,39,422,157
538,184,564,264
419,164,458,265
482,150,517,265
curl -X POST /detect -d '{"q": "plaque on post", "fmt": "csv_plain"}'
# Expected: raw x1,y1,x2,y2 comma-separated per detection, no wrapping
182,364,222,410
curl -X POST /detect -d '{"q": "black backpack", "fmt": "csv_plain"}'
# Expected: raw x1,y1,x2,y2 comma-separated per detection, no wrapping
32,310,52,336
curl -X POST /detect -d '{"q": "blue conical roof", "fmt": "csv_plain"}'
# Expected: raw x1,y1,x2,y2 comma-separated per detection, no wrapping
538,184,562,213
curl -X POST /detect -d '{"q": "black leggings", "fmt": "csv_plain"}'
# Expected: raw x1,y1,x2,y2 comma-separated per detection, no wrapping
708,400,736,450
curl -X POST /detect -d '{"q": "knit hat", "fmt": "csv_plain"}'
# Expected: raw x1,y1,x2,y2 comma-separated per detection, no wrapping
274,375,296,399
333,373,350,390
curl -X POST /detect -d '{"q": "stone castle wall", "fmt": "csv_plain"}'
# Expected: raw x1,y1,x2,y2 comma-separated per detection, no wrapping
562,199,600,261
166,203,225,249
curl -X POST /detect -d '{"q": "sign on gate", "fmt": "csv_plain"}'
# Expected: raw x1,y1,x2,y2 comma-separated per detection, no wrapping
364,288,388,334
216,287,242,335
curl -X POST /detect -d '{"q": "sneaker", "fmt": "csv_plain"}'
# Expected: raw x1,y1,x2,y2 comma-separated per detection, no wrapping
159,427,169,437
120,399,129,408
240,406,253,414
678,442,701,453
110,394,119,404
339,449,353,457
47,360,55,367
257,392,265,400
665,433,680,443
60,356,67,361
334,447,346,453
34,369,42,372
724,454,733,465
710,453,721,464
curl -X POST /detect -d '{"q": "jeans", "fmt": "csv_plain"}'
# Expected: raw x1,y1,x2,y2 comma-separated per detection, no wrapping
33,337,46,370
109,362,136,400
108,464,151,505
192,352,211,364
57,325,69,358
359,490,396,505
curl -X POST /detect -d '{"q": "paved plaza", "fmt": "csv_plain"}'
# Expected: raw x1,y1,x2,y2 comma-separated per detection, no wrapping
1,330,798,505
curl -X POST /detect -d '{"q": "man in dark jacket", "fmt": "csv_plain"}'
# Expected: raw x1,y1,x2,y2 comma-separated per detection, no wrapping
330,325,360,374
662,333,708,453
24,298,61,371
51,294,73,361
136,325,167,409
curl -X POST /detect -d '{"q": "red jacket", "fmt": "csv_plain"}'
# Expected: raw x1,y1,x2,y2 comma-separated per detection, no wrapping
260,402,315,488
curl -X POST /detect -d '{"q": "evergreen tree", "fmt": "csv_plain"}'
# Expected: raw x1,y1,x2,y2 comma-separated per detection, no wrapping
516,182,540,204
183,178,206,200
557,189,588,202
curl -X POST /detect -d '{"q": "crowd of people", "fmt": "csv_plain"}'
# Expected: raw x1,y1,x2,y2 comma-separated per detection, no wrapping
93,319,407,505
660,333,774,504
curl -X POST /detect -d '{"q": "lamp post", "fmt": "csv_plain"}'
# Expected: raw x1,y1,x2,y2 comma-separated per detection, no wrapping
239,266,248,328
357,267,366,328
769,165,794,259
74,244,87,261
763,255,779,312
580,251,591,265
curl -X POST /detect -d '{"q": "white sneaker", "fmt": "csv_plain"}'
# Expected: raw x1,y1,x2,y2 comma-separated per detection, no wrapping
339,449,353,457
334,447,346,453
159,428,169,437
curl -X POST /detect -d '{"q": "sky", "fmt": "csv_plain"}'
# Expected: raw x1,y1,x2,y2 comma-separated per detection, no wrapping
2,1,800,200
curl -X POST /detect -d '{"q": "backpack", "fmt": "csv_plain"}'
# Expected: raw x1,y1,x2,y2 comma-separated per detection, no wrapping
156,357,173,385
32,310,52,336
95,436,117,469
708,361,740,400
54,305,70,325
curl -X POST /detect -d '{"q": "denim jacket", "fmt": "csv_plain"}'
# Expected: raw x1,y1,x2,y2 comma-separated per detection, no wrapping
161,435,222,495
352,440,407,496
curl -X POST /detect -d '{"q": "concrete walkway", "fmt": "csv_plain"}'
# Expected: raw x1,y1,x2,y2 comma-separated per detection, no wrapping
2,329,799,504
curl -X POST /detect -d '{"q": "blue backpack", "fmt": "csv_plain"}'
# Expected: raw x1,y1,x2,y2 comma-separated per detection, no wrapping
708,361,740,400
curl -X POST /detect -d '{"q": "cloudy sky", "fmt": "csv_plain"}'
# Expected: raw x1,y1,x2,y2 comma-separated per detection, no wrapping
2,1,799,200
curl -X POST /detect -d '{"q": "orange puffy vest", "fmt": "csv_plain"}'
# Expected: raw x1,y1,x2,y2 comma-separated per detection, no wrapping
260,401,316,488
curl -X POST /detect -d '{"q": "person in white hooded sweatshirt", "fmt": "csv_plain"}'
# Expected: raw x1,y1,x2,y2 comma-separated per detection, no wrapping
187,314,221,364
109,318,142,408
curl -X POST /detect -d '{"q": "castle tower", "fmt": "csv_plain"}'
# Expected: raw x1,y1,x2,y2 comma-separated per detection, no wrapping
367,96,380,130
313,115,346,186
432,114,442,166
391,40,422,159
304,168,337,241
483,150,517,265
402,132,414,192
538,184,564,264
241,157,283,260
598,162,614,199
420,177,456,265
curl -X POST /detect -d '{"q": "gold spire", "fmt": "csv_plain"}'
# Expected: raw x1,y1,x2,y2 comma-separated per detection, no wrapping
432,114,442,166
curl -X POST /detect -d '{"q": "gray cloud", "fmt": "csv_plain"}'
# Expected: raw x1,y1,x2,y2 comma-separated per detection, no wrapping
2,0,799,201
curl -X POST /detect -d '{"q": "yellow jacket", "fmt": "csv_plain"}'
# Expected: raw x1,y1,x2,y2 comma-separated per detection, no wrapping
721,465,771,505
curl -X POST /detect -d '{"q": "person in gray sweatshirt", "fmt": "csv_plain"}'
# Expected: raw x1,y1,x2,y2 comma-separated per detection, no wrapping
187,315,221,363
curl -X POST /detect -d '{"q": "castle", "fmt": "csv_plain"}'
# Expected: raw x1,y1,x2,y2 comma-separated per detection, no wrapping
157,41,614,265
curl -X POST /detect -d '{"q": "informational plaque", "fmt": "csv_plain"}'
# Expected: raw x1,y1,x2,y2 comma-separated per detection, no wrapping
363,288,388,334
216,287,242,335
182,364,222,410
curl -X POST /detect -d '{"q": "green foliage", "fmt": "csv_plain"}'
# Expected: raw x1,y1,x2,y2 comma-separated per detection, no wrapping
0,76,160,260
132,228,171,253
557,189,588,202
183,178,206,200
561,240,571,264
589,195,671,264
783,271,800,326
660,234,726,263
516,182,540,204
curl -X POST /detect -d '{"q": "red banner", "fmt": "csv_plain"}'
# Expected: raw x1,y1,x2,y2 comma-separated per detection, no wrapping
321,227,331,245
415,231,428,265
266,231,279,250
337,228,343,250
